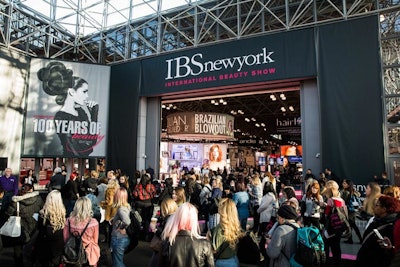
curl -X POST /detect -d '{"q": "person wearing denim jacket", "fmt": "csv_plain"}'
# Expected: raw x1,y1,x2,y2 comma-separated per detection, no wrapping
111,188,131,267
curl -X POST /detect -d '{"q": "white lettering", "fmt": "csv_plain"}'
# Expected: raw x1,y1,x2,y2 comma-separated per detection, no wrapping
165,47,275,79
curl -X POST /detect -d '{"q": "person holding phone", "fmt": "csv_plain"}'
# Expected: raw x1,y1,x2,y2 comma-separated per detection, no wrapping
355,195,400,267
377,235,400,267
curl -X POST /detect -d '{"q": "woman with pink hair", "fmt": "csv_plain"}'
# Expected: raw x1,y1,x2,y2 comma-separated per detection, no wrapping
161,202,214,267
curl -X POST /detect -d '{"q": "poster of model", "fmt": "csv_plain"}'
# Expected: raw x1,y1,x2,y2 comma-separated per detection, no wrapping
22,59,110,158
204,143,228,171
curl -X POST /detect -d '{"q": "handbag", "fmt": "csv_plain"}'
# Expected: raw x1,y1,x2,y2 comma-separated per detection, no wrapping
149,234,163,252
0,202,21,237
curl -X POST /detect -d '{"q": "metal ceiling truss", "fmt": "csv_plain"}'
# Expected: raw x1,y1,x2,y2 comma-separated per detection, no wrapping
0,0,391,64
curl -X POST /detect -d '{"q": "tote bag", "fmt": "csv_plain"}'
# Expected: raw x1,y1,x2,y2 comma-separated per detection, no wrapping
0,202,21,237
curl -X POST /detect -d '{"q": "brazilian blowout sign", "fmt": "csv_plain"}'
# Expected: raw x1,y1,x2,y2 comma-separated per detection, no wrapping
167,112,234,139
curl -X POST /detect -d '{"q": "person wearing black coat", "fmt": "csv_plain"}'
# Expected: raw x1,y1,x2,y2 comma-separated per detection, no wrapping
34,190,66,267
158,178,174,205
61,173,80,215
48,167,65,191
355,195,400,267
161,203,214,267
5,184,44,267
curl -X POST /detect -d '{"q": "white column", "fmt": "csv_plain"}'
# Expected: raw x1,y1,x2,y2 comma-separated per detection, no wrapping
137,97,147,172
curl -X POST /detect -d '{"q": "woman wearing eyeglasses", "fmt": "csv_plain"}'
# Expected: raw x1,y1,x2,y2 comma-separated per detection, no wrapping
355,195,400,267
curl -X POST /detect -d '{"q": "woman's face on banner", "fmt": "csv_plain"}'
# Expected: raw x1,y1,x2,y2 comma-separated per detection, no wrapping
212,146,219,160
72,83,89,106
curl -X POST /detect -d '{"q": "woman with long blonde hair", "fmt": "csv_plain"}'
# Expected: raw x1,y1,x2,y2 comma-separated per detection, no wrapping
111,187,132,267
100,177,120,244
211,198,244,267
361,182,381,217
64,196,100,267
262,171,276,192
35,190,66,266
322,180,347,267
149,198,178,267
173,186,186,206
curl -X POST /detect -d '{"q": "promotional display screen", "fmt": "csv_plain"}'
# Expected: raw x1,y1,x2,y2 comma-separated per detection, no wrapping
280,145,303,156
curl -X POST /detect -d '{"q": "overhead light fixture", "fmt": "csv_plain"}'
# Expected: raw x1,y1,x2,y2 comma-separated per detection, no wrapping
261,123,265,127
280,93,285,99
255,123,260,127
238,110,244,114
162,104,166,108
223,101,227,105
251,117,256,121
281,107,286,112
289,106,294,111
211,99,215,104
219,98,224,103
270,94,276,101
245,118,250,122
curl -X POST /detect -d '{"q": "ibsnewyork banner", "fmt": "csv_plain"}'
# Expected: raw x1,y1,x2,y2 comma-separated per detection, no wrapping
141,27,316,95
22,59,110,158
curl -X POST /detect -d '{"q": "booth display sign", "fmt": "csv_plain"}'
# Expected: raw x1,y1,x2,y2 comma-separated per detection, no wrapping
276,116,301,136
166,112,234,140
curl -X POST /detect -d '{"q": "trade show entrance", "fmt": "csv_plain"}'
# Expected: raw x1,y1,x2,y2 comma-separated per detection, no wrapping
147,79,321,182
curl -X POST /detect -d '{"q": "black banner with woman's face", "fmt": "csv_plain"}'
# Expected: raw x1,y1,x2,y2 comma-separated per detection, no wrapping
22,59,110,158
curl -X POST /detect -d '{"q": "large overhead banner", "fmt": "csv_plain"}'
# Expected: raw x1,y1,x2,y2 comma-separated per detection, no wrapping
22,59,110,158
141,28,316,95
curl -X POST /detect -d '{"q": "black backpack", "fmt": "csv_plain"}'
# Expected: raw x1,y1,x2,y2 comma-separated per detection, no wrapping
326,202,350,236
237,231,262,265
62,219,90,265
124,208,142,254
190,183,203,208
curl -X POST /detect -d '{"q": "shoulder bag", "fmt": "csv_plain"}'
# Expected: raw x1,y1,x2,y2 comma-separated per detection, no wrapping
0,202,21,237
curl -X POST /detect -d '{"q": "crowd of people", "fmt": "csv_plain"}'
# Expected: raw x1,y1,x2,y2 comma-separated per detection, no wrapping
0,165,399,267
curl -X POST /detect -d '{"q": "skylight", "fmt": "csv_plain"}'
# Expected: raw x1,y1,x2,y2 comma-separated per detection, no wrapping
13,0,208,36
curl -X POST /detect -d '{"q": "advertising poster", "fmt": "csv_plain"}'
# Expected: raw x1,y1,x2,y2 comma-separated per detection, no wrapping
22,59,110,158
280,145,303,156
169,143,203,171
159,142,169,174
204,143,228,171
